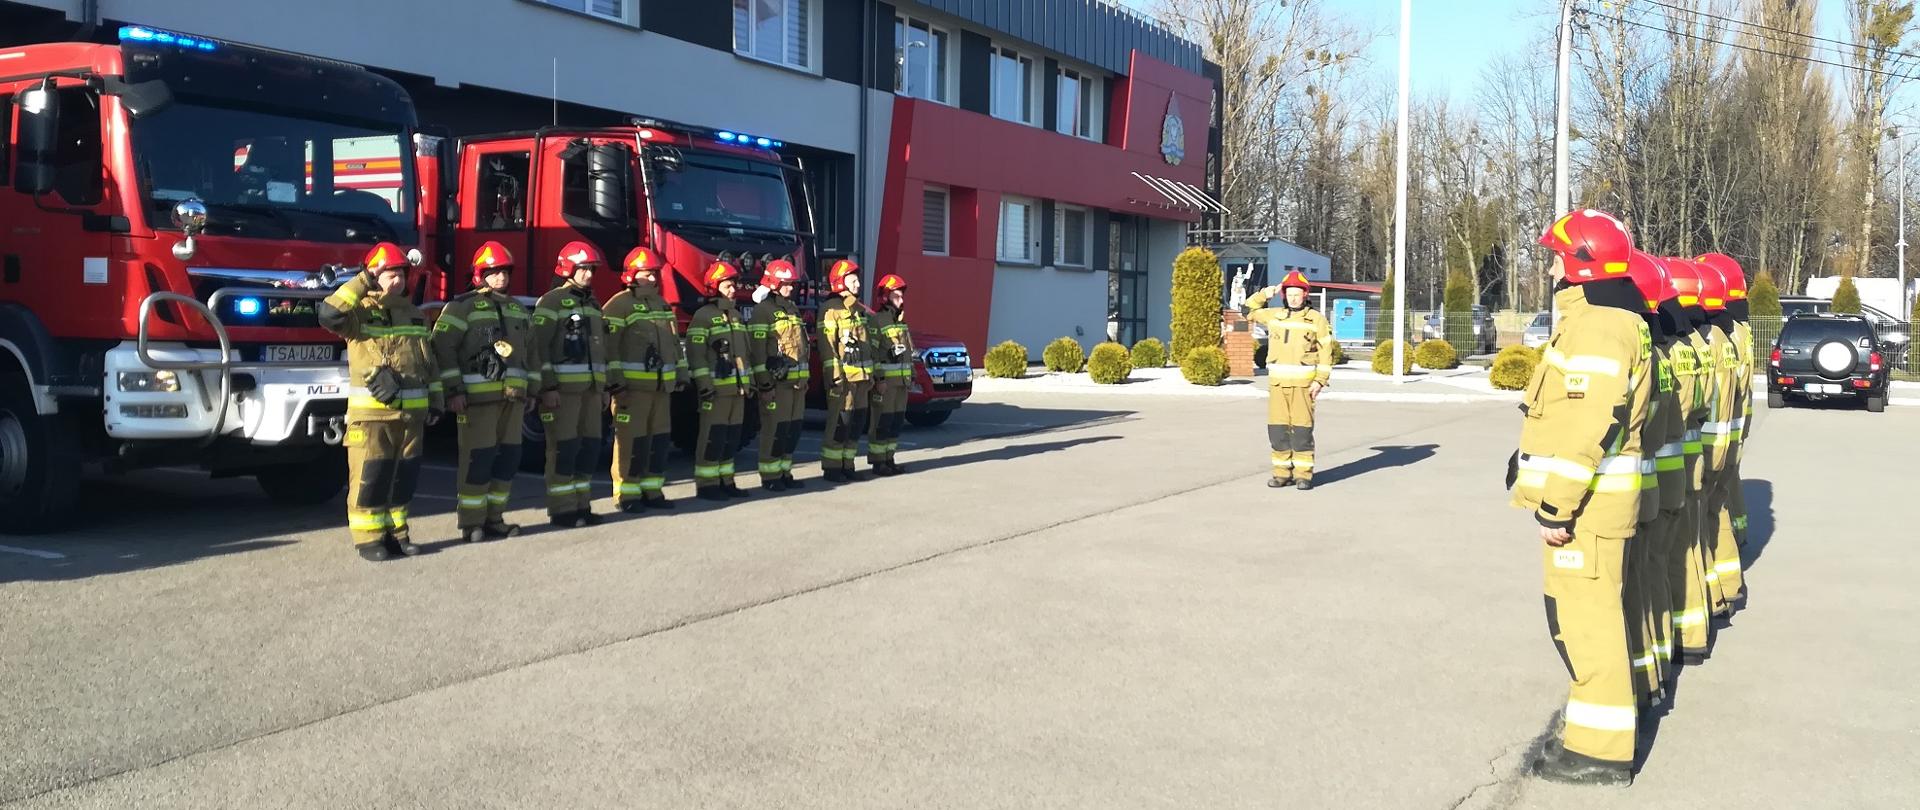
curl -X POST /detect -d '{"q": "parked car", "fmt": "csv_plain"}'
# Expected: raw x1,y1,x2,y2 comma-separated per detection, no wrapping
1767,313,1889,412
1775,295,1908,367
1422,305,1497,354
1522,311,1552,349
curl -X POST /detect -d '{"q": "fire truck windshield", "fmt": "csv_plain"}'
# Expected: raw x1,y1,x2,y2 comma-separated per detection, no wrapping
649,152,797,234
129,100,417,244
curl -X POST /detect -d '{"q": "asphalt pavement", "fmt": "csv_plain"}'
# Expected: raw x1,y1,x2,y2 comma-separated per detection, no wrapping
1,391,1913,809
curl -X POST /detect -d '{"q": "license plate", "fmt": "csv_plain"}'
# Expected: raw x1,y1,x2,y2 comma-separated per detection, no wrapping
264,344,337,363
1804,382,1842,394
943,370,971,384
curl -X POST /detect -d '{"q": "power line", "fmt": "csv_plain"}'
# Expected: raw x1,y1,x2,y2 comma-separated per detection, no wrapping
1614,0,1920,76
1588,9,1920,83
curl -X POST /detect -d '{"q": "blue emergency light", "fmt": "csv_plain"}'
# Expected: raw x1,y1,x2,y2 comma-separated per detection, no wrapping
713,130,782,149
119,26,219,51
234,297,263,317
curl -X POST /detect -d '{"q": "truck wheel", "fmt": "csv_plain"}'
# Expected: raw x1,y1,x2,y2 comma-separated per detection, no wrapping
1866,395,1887,413
0,375,82,534
906,410,952,428
1766,391,1785,409
257,450,347,505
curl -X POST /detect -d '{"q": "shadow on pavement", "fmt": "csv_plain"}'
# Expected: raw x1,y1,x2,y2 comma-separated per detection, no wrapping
904,436,1122,474
1313,444,1440,488
3,404,1135,582
1739,479,1775,570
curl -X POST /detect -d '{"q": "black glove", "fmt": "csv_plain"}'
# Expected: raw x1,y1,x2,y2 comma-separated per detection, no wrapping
1505,451,1519,491
696,381,716,402
366,366,401,405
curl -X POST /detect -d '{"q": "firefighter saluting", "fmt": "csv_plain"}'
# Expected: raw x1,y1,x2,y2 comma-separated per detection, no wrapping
1242,271,1332,489
533,242,611,528
868,273,915,476
688,261,754,500
748,259,811,491
818,259,877,481
432,242,537,543
605,247,688,513
1510,210,1653,786
318,242,445,562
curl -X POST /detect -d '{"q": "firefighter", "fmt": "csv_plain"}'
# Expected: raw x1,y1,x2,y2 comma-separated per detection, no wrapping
868,273,915,476
688,261,754,500
1664,259,1718,664
432,241,537,543
1697,253,1752,611
1509,210,1652,786
1647,258,1696,699
318,242,444,562
532,242,611,528
818,259,877,482
604,246,688,512
748,259,811,491
1242,270,1332,489
1695,258,1746,617
1623,250,1680,707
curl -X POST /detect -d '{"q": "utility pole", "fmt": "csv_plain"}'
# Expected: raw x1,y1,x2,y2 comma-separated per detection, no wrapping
1392,0,1411,382
1554,0,1573,218
1900,127,1909,320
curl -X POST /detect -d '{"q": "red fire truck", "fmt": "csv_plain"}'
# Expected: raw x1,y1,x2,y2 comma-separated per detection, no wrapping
425,121,971,453
0,27,428,531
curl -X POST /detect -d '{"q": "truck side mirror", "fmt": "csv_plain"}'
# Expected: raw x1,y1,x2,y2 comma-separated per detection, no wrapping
12,79,60,196
587,142,632,223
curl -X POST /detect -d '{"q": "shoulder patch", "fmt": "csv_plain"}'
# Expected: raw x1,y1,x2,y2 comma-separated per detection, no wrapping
1564,373,1590,398
562,298,576,307
475,299,491,310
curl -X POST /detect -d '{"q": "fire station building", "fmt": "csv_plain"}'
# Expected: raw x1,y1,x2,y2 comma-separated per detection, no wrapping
0,0,1221,357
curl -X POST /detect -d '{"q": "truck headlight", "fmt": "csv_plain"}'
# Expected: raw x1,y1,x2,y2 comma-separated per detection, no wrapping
118,370,181,393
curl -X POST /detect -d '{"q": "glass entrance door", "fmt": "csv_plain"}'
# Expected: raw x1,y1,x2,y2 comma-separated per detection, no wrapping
1108,215,1147,345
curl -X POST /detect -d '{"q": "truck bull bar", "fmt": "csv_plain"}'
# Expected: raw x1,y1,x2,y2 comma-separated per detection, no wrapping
136,288,349,447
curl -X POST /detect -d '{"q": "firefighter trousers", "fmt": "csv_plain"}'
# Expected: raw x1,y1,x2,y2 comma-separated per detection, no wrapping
1706,466,1746,610
613,390,672,505
695,393,746,487
1674,494,1713,657
344,413,426,547
869,382,908,465
454,400,524,530
1642,512,1676,690
541,392,602,516
1266,384,1317,481
757,383,805,480
822,380,872,472
1623,523,1656,706
1542,526,1637,764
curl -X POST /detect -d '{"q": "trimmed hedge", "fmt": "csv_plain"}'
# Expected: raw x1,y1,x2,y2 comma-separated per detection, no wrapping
1490,345,1540,390
1749,271,1781,319
983,340,1029,379
1329,341,1347,366
1088,342,1132,384
1170,247,1224,365
1130,337,1167,369
1414,338,1459,370
1043,336,1086,372
1181,346,1230,386
1371,339,1415,375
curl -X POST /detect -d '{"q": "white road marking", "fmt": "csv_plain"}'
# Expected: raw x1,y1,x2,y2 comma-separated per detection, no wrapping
0,544,67,560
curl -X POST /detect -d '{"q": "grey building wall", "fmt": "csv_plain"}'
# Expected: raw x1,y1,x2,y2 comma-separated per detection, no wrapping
1143,218,1184,344
987,265,1108,355
1266,240,1332,283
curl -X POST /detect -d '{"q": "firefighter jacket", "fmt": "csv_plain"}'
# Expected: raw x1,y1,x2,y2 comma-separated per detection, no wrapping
532,282,609,395
604,285,687,393
1510,285,1654,538
688,296,751,395
818,293,876,386
1638,341,1677,525
871,304,915,386
1702,324,1738,473
1731,319,1755,450
431,288,535,405
1653,341,1689,515
1243,289,1333,388
1680,330,1716,491
318,272,444,420
747,293,810,388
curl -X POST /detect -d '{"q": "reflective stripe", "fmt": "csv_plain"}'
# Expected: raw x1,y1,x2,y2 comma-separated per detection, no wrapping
1631,655,1656,672
1564,699,1637,732
1653,441,1685,458
388,507,410,528
1714,560,1742,574
1544,347,1623,377
327,287,362,308
347,386,430,411
458,496,486,508
1675,609,1707,627
486,492,510,505
348,512,389,531
1700,420,1734,435
1292,459,1315,471
1654,456,1685,472
618,482,646,496
436,313,469,331
1517,454,1595,483
1704,570,1720,584
639,477,666,490
1731,416,1747,430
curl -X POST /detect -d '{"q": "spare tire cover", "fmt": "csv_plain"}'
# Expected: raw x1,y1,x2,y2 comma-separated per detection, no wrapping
1814,339,1857,376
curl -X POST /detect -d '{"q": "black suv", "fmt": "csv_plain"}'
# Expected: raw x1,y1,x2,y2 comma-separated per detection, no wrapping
1768,313,1889,412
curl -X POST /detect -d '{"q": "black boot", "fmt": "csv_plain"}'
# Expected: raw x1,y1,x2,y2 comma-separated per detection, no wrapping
726,483,751,498
1681,649,1709,666
888,462,909,475
763,477,787,493
577,511,605,527
1268,477,1294,489
462,526,491,544
1531,740,1632,787
781,473,805,490
872,461,900,477
844,467,870,482
481,522,521,539
388,533,421,557
357,543,394,562
550,511,583,528
1294,479,1314,492
822,468,849,483
644,491,675,509
698,486,729,502
619,499,649,514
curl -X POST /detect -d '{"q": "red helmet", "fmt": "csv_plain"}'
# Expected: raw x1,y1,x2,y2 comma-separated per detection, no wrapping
1695,253,1747,303
470,241,513,286
875,273,907,293
1279,270,1311,292
760,259,802,288
1695,258,1729,311
620,246,664,286
554,241,605,278
702,261,742,296
363,241,412,274
1624,250,1668,314
1665,258,1704,309
1538,209,1634,283
828,258,860,294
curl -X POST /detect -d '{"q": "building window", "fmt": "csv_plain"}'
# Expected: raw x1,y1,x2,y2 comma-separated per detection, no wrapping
895,16,951,104
991,46,1036,125
997,195,1037,263
922,185,950,255
475,152,531,230
1054,204,1090,267
1056,68,1101,141
734,0,814,71
528,0,632,25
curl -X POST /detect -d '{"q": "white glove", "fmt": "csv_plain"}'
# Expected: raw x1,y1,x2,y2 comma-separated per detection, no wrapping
751,285,771,304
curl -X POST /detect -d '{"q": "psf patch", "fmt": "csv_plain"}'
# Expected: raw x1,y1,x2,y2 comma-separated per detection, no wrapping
1564,373,1590,399
1553,549,1585,570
